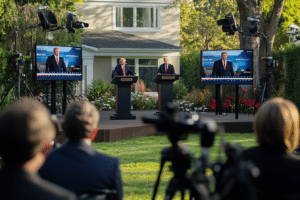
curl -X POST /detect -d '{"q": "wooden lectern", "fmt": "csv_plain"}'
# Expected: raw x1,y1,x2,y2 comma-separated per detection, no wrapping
154,74,179,112
111,75,138,120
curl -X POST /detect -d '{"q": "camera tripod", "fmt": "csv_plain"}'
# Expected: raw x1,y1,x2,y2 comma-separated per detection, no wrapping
260,69,279,105
152,142,210,200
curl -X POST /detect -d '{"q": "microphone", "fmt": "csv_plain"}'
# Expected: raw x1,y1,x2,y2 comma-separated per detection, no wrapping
37,6,48,11
67,11,77,16
247,17,260,22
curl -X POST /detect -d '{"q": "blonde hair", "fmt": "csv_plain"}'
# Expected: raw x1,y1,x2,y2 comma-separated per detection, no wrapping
254,97,299,153
53,47,59,52
63,101,100,140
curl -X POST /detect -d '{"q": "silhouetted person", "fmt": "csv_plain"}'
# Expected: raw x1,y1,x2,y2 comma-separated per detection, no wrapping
0,98,76,200
39,101,123,200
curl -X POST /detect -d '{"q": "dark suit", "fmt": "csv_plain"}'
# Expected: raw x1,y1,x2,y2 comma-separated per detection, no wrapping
39,140,123,200
112,65,135,78
0,168,76,200
212,59,234,76
46,55,67,72
243,147,300,199
157,64,175,74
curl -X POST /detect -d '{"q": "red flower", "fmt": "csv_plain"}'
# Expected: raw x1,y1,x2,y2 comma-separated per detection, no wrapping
211,99,216,104
228,103,232,107
241,99,246,104
196,100,198,103
255,103,260,109
225,99,230,103
242,89,246,94
229,96,234,100
200,97,202,101
223,103,228,107
225,94,229,96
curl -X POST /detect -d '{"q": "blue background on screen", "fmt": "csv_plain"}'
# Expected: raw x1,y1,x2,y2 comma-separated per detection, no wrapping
36,45,82,68
202,50,253,72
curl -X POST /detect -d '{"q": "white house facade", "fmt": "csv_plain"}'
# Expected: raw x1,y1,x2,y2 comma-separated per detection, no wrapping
75,0,184,94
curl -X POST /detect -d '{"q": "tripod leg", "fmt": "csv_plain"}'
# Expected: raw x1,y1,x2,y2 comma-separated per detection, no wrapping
164,179,177,200
270,84,279,97
260,82,267,105
181,189,185,200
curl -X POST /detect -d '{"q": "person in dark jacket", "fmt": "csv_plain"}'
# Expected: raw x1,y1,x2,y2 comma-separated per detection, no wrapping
112,58,135,78
0,98,76,200
39,100,123,200
157,57,175,74
243,97,300,199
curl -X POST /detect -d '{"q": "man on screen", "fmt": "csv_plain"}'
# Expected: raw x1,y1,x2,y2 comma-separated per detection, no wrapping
212,52,234,76
112,58,135,78
46,47,67,72
157,58,175,74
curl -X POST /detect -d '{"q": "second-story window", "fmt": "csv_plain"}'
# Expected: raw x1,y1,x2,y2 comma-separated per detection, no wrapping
114,6,160,31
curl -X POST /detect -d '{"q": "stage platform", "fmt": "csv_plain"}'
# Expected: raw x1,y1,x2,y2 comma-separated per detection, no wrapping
56,110,255,143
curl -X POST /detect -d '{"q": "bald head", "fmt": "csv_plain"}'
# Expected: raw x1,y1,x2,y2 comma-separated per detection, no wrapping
0,98,56,167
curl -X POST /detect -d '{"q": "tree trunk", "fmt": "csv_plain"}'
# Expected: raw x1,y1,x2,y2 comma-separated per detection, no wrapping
236,0,285,102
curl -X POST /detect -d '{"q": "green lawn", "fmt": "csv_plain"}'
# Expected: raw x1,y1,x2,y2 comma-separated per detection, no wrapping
92,133,257,200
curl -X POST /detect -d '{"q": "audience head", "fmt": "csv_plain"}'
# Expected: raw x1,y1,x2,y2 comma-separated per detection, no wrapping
63,101,100,141
0,98,56,168
254,97,299,153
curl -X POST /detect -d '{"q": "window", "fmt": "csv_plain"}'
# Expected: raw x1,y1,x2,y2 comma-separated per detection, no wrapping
139,59,158,92
114,6,160,31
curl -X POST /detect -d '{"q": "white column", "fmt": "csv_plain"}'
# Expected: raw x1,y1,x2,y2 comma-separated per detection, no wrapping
83,58,94,90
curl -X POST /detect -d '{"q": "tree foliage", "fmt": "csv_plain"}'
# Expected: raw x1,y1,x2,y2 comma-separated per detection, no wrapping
179,0,240,52
261,0,300,50
0,0,85,109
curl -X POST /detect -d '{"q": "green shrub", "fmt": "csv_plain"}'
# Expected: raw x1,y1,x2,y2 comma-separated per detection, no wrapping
131,93,158,110
180,51,203,91
173,78,188,100
283,44,300,109
92,92,116,110
86,79,115,101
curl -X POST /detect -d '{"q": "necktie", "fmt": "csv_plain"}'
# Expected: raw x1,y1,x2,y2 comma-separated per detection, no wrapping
123,67,126,76
165,65,168,74
223,61,226,70
56,57,59,66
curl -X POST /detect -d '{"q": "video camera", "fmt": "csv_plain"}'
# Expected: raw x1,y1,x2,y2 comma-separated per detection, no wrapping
286,24,300,45
217,13,240,35
262,57,279,68
143,103,259,200
11,52,24,71
217,13,262,36
66,12,89,34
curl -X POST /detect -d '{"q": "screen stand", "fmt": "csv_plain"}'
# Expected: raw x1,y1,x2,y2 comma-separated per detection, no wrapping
215,84,222,115
62,81,67,115
235,84,239,119
51,81,56,114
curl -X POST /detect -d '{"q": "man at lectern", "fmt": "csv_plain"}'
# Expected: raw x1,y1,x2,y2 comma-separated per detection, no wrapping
112,58,135,78
212,52,234,76
46,47,67,72
157,58,175,74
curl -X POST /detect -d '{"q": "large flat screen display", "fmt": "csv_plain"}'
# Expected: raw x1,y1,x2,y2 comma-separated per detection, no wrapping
34,45,82,81
201,50,253,85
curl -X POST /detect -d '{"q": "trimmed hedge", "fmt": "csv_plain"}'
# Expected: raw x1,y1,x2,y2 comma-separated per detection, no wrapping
283,44,300,108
